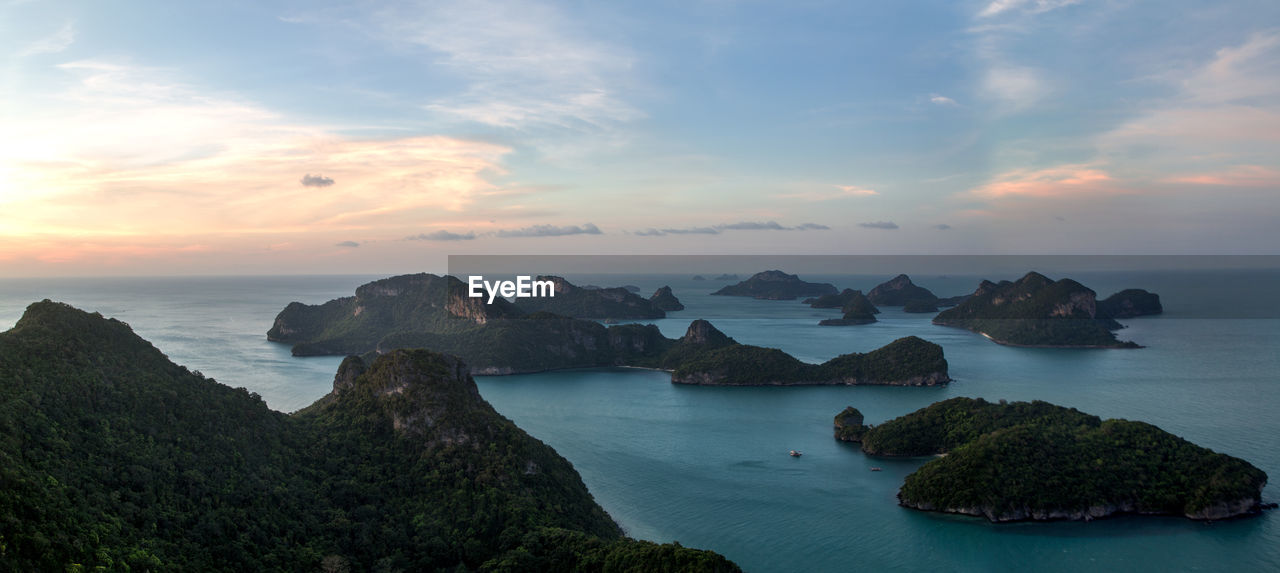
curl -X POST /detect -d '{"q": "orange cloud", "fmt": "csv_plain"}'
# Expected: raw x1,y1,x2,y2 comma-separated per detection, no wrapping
967,164,1116,199
1164,165,1280,187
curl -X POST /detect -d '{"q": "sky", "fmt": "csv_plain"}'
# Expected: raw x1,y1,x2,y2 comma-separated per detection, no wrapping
1,0,1278,276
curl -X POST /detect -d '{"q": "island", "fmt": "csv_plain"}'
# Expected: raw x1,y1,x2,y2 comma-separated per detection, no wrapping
513,275,667,319
268,273,950,385
713,273,740,281
866,274,939,307
649,285,686,311
817,290,879,326
902,299,939,313
0,301,740,571
804,288,862,308
711,270,838,300
932,272,1150,347
671,332,950,386
835,397,1268,522
692,275,707,281
1097,288,1163,318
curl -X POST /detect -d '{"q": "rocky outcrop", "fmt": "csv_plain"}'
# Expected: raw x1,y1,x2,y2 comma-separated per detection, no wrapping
834,406,869,442
680,319,736,346
867,274,938,306
649,285,685,311
1097,289,1163,318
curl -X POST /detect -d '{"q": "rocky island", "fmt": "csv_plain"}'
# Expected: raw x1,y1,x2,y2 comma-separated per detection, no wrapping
513,275,667,319
268,273,949,384
649,285,685,311
0,301,740,571
867,274,939,307
711,270,838,300
817,290,880,326
932,272,1154,348
835,397,1268,522
1097,288,1163,318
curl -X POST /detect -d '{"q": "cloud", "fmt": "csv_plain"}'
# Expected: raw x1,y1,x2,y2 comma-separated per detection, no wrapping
774,184,878,201
930,94,958,106
1164,165,1280,187
982,66,1045,111
934,224,952,230
407,230,477,241
858,221,899,230
300,173,335,187
0,61,513,241
495,223,602,238
977,0,1080,18
335,240,360,248
633,221,830,236
18,22,75,58
372,2,640,131
967,164,1116,199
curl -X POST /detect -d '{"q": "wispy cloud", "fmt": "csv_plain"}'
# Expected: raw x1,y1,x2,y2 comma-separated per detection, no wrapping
1165,165,1280,187
335,240,360,248
934,223,952,230
634,221,830,236
407,230,477,241
858,221,899,230
495,222,602,237
977,0,1080,19
930,94,959,106
967,164,1115,199
982,66,1045,111
774,184,878,201
371,1,640,131
17,22,75,57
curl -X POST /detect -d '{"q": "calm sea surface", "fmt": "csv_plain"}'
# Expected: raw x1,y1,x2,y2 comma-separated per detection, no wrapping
2,271,1278,572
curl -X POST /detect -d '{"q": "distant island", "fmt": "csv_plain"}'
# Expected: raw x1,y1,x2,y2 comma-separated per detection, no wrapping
817,290,879,326
649,285,685,311
867,274,939,307
713,273,740,281
268,273,949,385
835,397,1267,522
513,275,667,319
692,275,706,281
804,288,861,308
711,270,838,300
672,330,950,386
932,272,1159,347
0,301,740,571
1098,288,1163,318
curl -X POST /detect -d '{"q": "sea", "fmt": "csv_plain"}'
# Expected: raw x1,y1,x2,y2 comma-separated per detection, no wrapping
2,268,1278,572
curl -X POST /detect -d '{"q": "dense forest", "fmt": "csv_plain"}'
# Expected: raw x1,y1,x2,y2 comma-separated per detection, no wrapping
0,301,739,571
837,397,1268,522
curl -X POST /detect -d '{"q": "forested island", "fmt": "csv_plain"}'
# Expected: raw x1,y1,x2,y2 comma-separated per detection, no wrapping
512,276,667,319
0,301,740,571
834,398,1268,522
816,290,880,326
267,273,948,384
866,274,938,307
649,285,685,311
932,272,1159,347
710,270,837,300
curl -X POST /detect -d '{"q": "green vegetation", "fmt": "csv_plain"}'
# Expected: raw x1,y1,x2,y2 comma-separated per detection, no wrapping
513,276,666,319
803,288,866,309
839,397,1268,522
672,335,950,386
710,270,837,300
933,272,1140,347
268,274,942,384
0,301,740,571
833,407,868,442
902,299,939,313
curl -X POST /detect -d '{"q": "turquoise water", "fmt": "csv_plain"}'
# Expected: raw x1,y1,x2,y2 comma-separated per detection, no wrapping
2,272,1278,571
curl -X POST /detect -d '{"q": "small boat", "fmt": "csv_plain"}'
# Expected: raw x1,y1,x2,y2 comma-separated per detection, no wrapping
789,450,803,457
870,467,882,471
